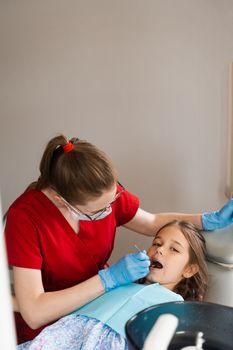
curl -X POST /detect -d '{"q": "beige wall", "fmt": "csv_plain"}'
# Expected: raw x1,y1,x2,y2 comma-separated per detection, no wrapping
1,0,233,262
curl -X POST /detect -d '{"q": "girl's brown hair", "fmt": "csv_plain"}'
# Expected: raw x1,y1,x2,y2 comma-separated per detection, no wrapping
156,220,208,301
27,134,118,205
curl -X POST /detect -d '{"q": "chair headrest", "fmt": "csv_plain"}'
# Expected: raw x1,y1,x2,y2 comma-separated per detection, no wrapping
202,224,233,265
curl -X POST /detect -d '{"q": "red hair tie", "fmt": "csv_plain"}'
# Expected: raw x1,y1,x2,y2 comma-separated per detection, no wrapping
63,142,74,153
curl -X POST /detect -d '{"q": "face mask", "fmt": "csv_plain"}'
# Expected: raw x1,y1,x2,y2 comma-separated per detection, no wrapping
67,205,112,221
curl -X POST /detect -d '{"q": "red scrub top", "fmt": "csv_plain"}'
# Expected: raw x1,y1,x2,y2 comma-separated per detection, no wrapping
5,187,139,344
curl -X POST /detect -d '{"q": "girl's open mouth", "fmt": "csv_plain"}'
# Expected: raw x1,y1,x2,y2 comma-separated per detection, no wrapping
150,260,163,269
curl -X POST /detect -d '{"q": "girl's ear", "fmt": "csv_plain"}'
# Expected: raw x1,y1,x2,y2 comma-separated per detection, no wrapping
183,264,199,279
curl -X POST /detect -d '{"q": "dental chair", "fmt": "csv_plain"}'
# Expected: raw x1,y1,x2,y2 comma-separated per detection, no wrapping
203,224,233,307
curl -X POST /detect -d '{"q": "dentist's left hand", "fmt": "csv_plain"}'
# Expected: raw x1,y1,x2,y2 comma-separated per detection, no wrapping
202,198,233,231
98,251,150,291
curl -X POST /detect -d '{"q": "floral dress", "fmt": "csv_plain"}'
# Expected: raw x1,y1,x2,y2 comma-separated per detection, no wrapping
17,314,128,350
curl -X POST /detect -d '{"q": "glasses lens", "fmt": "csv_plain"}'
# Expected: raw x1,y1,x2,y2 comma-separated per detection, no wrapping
61,182,125,221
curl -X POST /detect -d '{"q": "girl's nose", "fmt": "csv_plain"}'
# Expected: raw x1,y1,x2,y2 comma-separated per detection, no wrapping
156,247,164,256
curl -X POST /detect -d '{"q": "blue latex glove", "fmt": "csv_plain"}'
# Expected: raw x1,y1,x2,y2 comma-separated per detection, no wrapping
98,251,150,292
202,199,233,231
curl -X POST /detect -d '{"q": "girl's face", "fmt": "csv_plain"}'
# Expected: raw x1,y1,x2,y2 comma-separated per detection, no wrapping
146,225,196,290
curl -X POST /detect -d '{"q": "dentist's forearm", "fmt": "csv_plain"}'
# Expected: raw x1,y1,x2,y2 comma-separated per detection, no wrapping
155,213,203,231
124,208,203,236
12,295,20,312
17,275,104,330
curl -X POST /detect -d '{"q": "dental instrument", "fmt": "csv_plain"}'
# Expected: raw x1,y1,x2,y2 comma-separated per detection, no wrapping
134,244,142,252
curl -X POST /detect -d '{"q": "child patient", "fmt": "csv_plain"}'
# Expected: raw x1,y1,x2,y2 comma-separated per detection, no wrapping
145,219,208,300
17,220,208,350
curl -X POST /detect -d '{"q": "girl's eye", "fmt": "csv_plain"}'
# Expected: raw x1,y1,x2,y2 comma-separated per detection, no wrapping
153,242,161,247
170,247,179,253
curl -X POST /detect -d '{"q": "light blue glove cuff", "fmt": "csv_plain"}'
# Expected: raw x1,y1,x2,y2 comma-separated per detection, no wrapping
202,212,220,231
98,269,117,292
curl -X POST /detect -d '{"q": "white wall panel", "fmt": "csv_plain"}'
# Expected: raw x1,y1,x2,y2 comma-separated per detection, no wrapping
0,1,233,260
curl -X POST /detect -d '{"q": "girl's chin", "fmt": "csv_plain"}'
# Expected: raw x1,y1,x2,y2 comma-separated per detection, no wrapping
145,278,174,291
145,274,159,284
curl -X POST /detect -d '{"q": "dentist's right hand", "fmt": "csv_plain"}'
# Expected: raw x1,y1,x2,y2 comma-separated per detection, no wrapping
98,251,150,291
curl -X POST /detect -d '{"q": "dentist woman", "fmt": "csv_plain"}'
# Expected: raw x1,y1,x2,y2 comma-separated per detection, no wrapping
4,134,233,344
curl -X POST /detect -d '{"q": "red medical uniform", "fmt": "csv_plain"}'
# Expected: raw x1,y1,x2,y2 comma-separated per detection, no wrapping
4,186,139,344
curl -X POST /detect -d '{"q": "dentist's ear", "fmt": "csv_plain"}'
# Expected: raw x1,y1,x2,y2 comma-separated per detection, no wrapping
48,188,64,205
183,264,199,279
54,194,62,202
53,194,66,207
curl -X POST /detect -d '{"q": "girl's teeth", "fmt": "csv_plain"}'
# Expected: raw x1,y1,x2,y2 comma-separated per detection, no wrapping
150,261,163,269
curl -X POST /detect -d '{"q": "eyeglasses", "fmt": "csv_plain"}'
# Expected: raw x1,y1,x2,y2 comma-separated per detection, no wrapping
61,182,125,221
